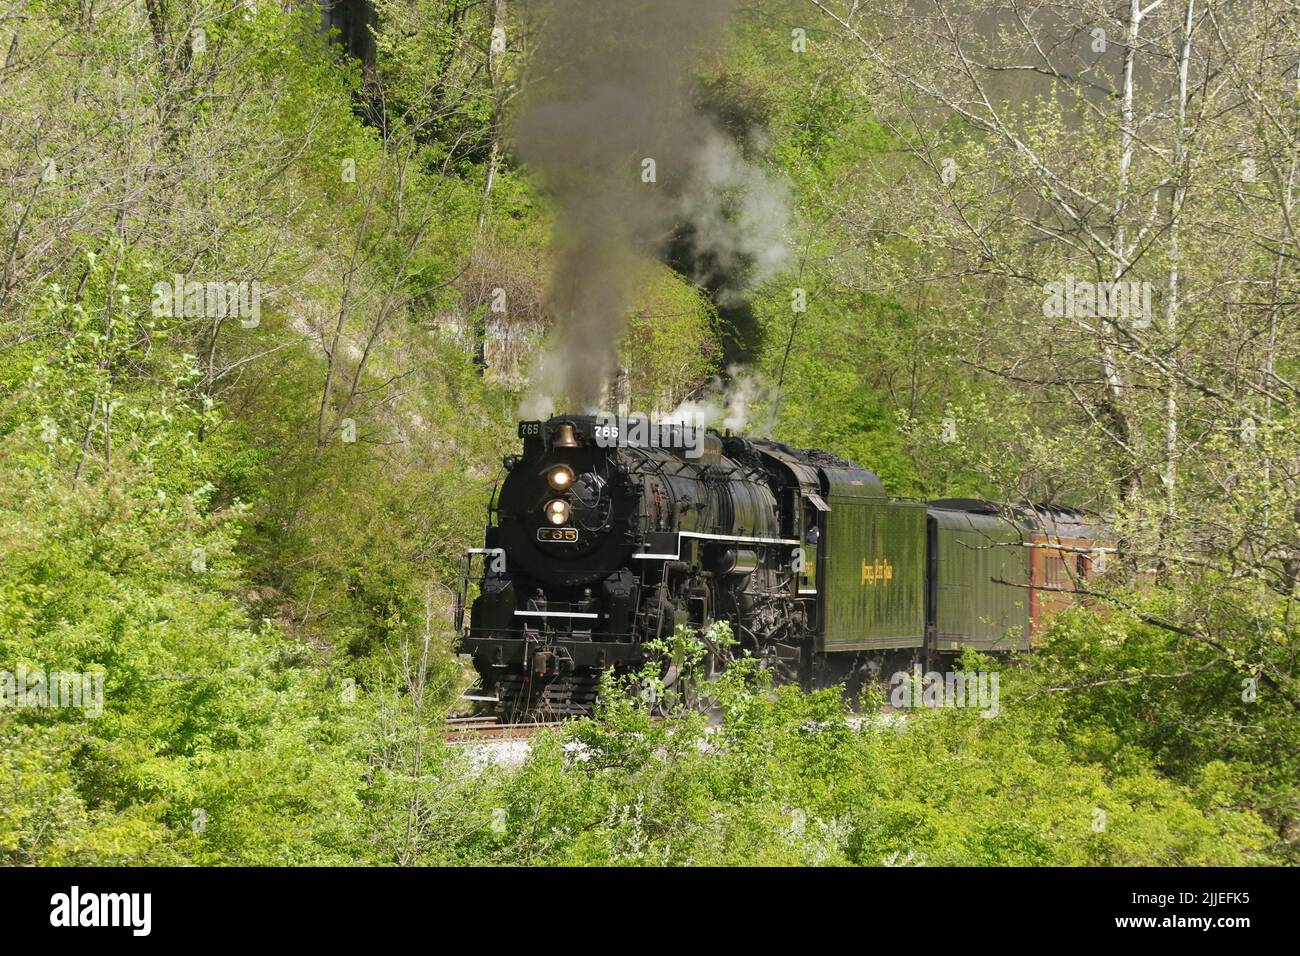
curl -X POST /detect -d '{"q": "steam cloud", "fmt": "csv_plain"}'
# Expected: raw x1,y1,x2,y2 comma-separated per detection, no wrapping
515,0,789,419
662,364,779,437
672,129,791,308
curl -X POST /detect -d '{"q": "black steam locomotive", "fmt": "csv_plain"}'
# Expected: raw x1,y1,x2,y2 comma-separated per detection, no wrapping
457,415,1103,719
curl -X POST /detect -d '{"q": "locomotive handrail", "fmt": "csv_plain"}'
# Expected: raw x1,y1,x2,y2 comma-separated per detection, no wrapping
632,529,801,560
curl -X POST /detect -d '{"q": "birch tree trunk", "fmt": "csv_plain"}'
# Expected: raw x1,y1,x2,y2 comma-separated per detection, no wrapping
1163,0,1196,525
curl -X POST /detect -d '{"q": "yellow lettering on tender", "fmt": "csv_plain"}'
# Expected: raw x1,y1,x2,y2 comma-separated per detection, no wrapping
860,558,895,585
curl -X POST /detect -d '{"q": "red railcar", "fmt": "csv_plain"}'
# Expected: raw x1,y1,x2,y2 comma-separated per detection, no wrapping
1024,505,1112,639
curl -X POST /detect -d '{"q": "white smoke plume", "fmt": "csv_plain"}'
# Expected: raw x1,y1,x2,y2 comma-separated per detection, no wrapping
660,365,779,436
674,128,791,307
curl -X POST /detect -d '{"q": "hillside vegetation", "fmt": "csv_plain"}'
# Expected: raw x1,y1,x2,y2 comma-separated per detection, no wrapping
0,1,1296,864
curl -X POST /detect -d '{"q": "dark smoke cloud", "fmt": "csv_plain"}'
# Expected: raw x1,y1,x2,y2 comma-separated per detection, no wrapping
514,0,788,417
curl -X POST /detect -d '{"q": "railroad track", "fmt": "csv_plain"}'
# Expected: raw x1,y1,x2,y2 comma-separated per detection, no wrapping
443,717,564,741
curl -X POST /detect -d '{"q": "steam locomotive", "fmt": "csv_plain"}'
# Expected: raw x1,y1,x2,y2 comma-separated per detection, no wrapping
456,415,1105,719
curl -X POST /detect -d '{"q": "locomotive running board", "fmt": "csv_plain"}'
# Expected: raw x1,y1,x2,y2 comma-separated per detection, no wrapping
633,530,800,560
513,610,600,618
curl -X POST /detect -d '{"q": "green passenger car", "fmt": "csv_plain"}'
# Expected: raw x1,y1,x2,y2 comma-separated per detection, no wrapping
926,507,1032,651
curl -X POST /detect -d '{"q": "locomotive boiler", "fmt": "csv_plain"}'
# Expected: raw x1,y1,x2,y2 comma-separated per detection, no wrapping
457,415,1105,719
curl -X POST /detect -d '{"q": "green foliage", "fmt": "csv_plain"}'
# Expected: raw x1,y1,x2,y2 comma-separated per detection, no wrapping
1018,608,1300,862
374,635,1270,866
0,376,365,863
620,264,723,411
0,0,1292,869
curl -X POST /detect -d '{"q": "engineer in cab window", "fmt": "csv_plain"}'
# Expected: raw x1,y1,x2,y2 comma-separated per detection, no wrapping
803,508,819,590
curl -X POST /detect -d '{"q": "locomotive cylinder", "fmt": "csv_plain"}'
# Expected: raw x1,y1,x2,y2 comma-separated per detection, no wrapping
715,549,760,576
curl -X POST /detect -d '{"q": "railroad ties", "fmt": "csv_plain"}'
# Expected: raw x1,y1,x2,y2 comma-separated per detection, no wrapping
443,716,553,741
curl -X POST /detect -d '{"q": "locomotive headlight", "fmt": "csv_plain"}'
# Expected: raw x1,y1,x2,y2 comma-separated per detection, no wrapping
546,464,575,491
545,498,570,525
